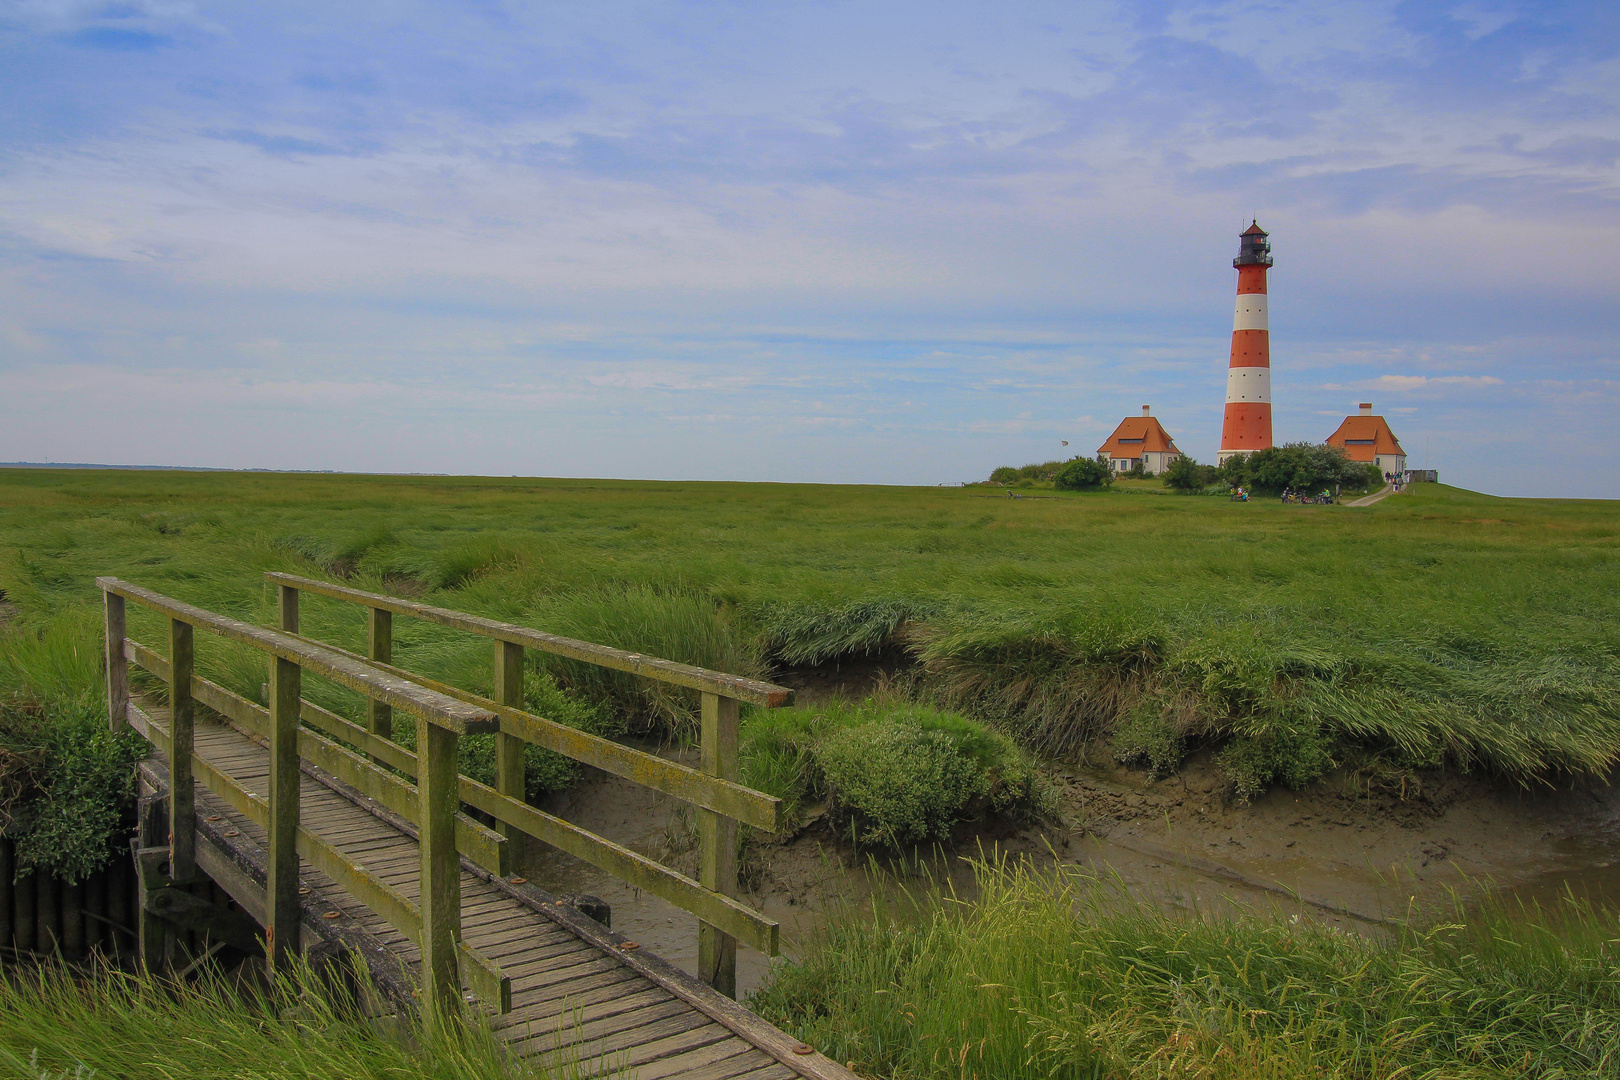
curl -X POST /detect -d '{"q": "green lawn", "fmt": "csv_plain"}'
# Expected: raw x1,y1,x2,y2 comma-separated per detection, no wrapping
2,469,1617,791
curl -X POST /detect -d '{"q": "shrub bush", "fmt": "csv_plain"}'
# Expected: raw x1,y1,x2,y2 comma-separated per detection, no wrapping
1216,725,1335,803
1110,685,1197,775
1162,455,1222,492
0,696,143,884
741,700,1052,846
1221,443,1371,496
1053,457,1112,491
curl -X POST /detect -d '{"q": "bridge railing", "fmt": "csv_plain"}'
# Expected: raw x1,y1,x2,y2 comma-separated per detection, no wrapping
262,571,792,998
98,577,512,1020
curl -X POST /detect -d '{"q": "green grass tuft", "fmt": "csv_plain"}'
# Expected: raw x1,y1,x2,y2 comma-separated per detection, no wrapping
750,858,1620,1078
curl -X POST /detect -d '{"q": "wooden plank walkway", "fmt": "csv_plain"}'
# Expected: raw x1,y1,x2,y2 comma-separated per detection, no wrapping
136,700,852,1080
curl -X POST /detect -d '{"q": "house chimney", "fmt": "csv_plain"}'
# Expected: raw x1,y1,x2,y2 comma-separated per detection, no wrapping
1359,402,1373,416
1142,405,1151,416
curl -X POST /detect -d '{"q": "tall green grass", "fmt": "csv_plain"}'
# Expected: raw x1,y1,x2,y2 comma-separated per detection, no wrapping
750,858,1620,1078
0,958,614,1079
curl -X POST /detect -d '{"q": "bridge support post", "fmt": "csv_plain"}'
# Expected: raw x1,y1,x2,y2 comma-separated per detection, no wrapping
697,691,739,998
493,640,525,867
418,717,462,1021
168,618,196,883
103,589,127,733
267,653,302,970
367,607,394,751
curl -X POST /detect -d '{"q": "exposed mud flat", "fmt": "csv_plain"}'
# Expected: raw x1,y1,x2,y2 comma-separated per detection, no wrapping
514,746,1620,998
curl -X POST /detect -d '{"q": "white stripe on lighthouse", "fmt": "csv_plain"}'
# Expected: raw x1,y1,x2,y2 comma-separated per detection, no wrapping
1225,366,1270,403
1232,292,1268,332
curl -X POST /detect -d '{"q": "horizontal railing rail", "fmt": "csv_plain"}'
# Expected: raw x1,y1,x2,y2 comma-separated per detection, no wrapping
263,573,793,706
263,571,795,996
99,577,509,1024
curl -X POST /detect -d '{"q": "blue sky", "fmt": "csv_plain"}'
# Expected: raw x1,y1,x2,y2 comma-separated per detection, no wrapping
1,1,1615,496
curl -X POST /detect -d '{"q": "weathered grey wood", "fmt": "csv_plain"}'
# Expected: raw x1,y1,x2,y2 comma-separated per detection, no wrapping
0,839,12,947
635,1040,763,1080
169,617,196,882
63,879,84,959
699,690,740,998
457,763,776,953
278,582,299,635
98,578,497,735
264,572,795,707
267,653,301,968
367,606,393,745
286,633,780,832
37,871,60,955
417,716,460,1021
103,590,128,734
493,639,525,851
125,640,507,874
12,860,34,952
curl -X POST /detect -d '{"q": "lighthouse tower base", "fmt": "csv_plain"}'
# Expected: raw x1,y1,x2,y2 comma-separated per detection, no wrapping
1216,449,1254,466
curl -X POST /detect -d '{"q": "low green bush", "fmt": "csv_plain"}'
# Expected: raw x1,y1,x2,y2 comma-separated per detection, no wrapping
1110,683,1196,775
740,701,1052,847
1222,443,1374,495
1052,457,1112,490
1162,455,1223,492
1216,725,1336,803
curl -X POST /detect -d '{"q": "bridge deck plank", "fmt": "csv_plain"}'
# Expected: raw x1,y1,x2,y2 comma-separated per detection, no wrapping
139,704,839,1079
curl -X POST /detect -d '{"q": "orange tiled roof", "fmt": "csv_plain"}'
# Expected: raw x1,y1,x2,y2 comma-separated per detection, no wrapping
1097,416,1179,459
1325,415,1405,462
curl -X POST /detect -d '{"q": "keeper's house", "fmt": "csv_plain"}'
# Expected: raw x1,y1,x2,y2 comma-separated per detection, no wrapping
1098,406,1183,475
1325,402,1407,475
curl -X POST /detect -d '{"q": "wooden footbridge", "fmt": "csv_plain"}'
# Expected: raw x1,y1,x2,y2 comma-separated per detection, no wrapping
99,573,855,1079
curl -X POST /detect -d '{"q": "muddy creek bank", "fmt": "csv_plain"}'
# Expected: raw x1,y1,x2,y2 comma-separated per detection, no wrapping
513,747,1620,998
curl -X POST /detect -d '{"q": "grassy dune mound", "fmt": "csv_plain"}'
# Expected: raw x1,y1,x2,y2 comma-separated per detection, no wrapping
1,470,1616,872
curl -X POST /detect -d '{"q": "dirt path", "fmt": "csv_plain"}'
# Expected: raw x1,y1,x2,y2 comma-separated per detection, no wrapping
1346,484,1396,507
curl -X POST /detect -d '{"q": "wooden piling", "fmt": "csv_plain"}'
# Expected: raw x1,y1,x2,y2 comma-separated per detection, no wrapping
38,871,60,955
86,866,107,954
698,691,740,998
104,590,128,733
63,878,84,959
0,839,12,948
267,650,302,970
13,869,33,952
169,617,196,882
418,716,462,1020
493,640,525,855
367,606,393,745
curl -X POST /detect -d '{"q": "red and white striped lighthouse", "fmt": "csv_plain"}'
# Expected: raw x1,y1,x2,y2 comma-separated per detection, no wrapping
1217,221,1273,463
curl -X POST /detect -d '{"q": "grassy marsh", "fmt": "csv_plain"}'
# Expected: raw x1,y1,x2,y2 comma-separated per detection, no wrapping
2,468,1617,803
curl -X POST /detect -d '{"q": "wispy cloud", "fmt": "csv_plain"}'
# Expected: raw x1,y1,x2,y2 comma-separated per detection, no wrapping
0,0,1616,496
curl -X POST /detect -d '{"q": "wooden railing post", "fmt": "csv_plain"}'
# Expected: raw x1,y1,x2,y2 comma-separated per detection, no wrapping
278,583,299,635
168,618,196,882
418,717,462,1019
367,607,393,743
266,653,302,969
103,589,127,733
697,691,740,998
493,640,525,853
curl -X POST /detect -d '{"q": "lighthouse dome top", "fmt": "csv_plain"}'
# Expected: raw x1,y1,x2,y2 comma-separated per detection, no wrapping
1234,220,1273,268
